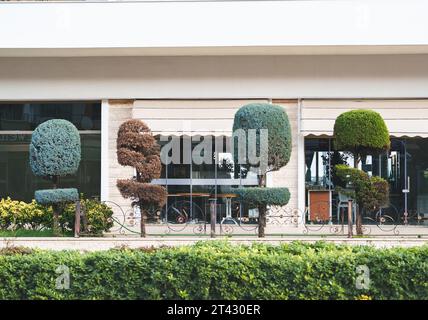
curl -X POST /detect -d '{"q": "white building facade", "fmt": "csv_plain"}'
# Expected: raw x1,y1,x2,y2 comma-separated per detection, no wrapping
1,0,428,233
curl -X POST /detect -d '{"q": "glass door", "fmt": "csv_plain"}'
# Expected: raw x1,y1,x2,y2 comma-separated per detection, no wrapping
373,138,428,225
403,138,428,224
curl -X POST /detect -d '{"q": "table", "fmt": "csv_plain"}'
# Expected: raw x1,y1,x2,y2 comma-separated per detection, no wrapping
217,193,239,225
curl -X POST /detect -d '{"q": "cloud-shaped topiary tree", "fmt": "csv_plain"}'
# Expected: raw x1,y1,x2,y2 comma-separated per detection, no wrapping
333,109,390,235
30,119,81,235
233,103,292,237
116,119,167,237
334,164,389,213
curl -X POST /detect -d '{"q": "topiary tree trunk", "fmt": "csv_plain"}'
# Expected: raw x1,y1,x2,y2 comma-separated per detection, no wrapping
139,202,147,237
52,204,60,236
257,173,267,238
51,176,61,236
236,187,290,238
257,205,267,238
353,152,363,235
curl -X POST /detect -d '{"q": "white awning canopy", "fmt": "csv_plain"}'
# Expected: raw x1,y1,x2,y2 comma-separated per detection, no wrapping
133,99,267,136
301,99,428,138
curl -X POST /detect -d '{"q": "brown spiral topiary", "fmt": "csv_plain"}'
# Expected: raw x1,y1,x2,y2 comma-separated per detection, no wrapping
116,119,167,237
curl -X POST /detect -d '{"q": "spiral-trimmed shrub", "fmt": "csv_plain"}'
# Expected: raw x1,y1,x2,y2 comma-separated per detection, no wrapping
116,119,167,237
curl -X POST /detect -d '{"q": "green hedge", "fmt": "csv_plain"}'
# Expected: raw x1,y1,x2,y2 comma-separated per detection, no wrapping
0,241,427,300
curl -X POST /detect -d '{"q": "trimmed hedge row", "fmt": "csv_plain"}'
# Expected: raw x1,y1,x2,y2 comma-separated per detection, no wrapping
0,241,427,300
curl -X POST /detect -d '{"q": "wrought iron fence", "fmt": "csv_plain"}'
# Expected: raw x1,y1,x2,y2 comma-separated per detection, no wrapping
99,199,427,237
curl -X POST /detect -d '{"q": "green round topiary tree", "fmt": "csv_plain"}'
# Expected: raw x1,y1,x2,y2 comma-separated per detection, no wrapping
334,109,390,167
233,103,292,172
233,103,292,237
30,119,81,235
333,109,390,235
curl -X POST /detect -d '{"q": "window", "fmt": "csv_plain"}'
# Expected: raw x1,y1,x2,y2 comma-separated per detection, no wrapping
154,135,259,224
305,136,428,223
0,102,101,202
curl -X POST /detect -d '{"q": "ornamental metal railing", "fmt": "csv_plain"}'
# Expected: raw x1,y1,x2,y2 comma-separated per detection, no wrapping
95,199,428,237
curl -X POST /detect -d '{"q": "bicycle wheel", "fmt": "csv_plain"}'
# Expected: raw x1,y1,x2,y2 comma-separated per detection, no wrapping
163,200,205,225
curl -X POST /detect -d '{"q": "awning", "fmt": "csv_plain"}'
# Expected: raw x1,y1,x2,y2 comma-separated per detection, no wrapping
301,99,428,138
133,99,268,136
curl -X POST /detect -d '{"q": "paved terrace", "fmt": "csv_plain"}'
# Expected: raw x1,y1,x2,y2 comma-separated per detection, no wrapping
2,229,428,252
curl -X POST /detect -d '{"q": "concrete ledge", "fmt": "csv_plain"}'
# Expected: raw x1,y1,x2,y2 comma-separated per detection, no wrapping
1,237,427,251
3,1,428,56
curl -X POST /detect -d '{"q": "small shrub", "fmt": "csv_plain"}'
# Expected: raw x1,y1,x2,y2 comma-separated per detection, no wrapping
0,198,51,230
0,246,34,255
335,164,389,211
0,198,113,235
61,199,114,234
0,241,426,300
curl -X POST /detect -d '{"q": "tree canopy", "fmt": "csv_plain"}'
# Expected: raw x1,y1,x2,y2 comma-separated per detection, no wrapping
30,119,81,178
232,103,292,172
333,109,390,157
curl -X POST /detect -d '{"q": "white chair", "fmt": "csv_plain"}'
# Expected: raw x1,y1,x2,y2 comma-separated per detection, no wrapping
337,192,357,224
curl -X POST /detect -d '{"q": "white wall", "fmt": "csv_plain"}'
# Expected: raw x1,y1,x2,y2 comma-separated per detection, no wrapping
1,0,428,56
1,55,428,100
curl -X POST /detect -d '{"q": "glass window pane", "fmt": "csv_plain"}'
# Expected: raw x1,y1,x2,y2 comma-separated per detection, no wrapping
0,133,101,202
0,100,101,202
0,102,101,131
